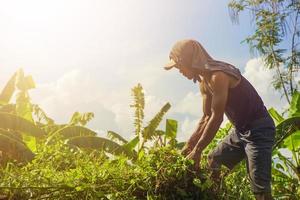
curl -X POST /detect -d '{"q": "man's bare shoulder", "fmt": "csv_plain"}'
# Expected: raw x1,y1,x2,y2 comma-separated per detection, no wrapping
210,71,229,82
209,71,240,89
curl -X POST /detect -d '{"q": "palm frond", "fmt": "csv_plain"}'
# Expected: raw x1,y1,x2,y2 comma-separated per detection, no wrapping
107,130,128,145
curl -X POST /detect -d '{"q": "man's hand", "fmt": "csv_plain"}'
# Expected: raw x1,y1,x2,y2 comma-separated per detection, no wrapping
186,150,201,171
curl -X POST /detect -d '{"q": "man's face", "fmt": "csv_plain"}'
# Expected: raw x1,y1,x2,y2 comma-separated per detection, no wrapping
176,65,199,80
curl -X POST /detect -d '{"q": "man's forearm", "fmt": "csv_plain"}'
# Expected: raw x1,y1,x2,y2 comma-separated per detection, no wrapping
192,115,223,154
185,115,210,149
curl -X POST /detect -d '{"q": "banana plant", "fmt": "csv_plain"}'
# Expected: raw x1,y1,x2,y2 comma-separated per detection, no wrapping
269,91,300,149
0,112,46,163
92,83,174,156
0,112,46,138
107,130,129,145
268,91,300,198
0,72,17,105
0,133,34,163
15,69,35,122
69,111,94,126
152,119,182,148
0,69,47,161
130,83,172,152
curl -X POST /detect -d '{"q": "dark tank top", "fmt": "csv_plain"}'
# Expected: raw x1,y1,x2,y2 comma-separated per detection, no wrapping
224,75,269,130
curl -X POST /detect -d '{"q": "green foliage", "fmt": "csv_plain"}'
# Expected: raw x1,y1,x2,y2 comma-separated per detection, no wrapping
130,83,145,140
228,0,300,103
284,130,300,151
269,91,300,198
118,83,173,152
122,136,139,152
0,133,34,163
107,130,128,145
69,111,95,126
0,72,17,105
271,91,300,148
165,119,178,140
289,91,300,117
268,107,284,125
219,162,254,200
0,143,216,199
32,104,54,125
142,103,171,143
15,69,36,122
0,112,46,138
66,136,135,158
46,125,97,144
0,70,299,199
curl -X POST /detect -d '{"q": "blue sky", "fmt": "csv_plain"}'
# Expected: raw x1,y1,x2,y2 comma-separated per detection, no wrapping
0,0,292,140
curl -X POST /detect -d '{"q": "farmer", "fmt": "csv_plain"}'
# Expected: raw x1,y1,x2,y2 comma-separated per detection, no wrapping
164,39,275,200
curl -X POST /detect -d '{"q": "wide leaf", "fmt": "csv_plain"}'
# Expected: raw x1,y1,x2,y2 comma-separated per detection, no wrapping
66,136,134,158
122,136,139,151
268,107,284,125
0,128,23,142
0,72,17,104
0,133,34,162
107,130,128,145
289,91,300,117
142,102,171,141
276,116,300,133
46,125,97,144
284,130,300,151
165,119,178,140
0,112,46,138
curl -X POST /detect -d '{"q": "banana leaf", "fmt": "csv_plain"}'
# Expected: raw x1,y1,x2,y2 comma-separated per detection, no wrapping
268,107,284,125
165,119,178,140
66,136,135,158
0,72,17,104
46,125,97,144
289,91,300,117
107,130,128,145
283,130,300,151
0,133,34,162
0,112,46,138
122,136,139,152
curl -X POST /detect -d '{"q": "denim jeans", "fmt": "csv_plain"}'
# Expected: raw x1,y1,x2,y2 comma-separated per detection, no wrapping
208,115,275,194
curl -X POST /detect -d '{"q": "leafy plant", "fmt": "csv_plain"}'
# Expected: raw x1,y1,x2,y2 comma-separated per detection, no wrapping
228,0,300,103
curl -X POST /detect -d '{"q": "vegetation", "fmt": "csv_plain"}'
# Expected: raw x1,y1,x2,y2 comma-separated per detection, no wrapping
228,0,300,103
0,70,299,200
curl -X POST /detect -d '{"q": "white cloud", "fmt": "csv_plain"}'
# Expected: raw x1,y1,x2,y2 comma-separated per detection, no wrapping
242,57,289,113
177,117,199,141
173,91,202,117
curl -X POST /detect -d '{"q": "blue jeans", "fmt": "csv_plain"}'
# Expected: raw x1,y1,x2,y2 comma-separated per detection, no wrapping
208,115,275,194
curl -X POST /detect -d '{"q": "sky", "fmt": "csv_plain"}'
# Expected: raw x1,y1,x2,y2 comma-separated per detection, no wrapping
0,0,295,141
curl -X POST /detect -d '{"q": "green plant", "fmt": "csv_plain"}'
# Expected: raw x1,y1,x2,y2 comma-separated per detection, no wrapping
268,91,300,199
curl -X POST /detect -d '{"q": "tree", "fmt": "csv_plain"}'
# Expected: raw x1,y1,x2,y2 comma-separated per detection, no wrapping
228,0,300,104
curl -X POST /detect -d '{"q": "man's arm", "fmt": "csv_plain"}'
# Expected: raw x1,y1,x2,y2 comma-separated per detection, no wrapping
191,71,229,154
181,82,212,155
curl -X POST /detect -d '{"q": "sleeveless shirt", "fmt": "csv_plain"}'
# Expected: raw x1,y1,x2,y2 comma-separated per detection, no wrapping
223,75,269,130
